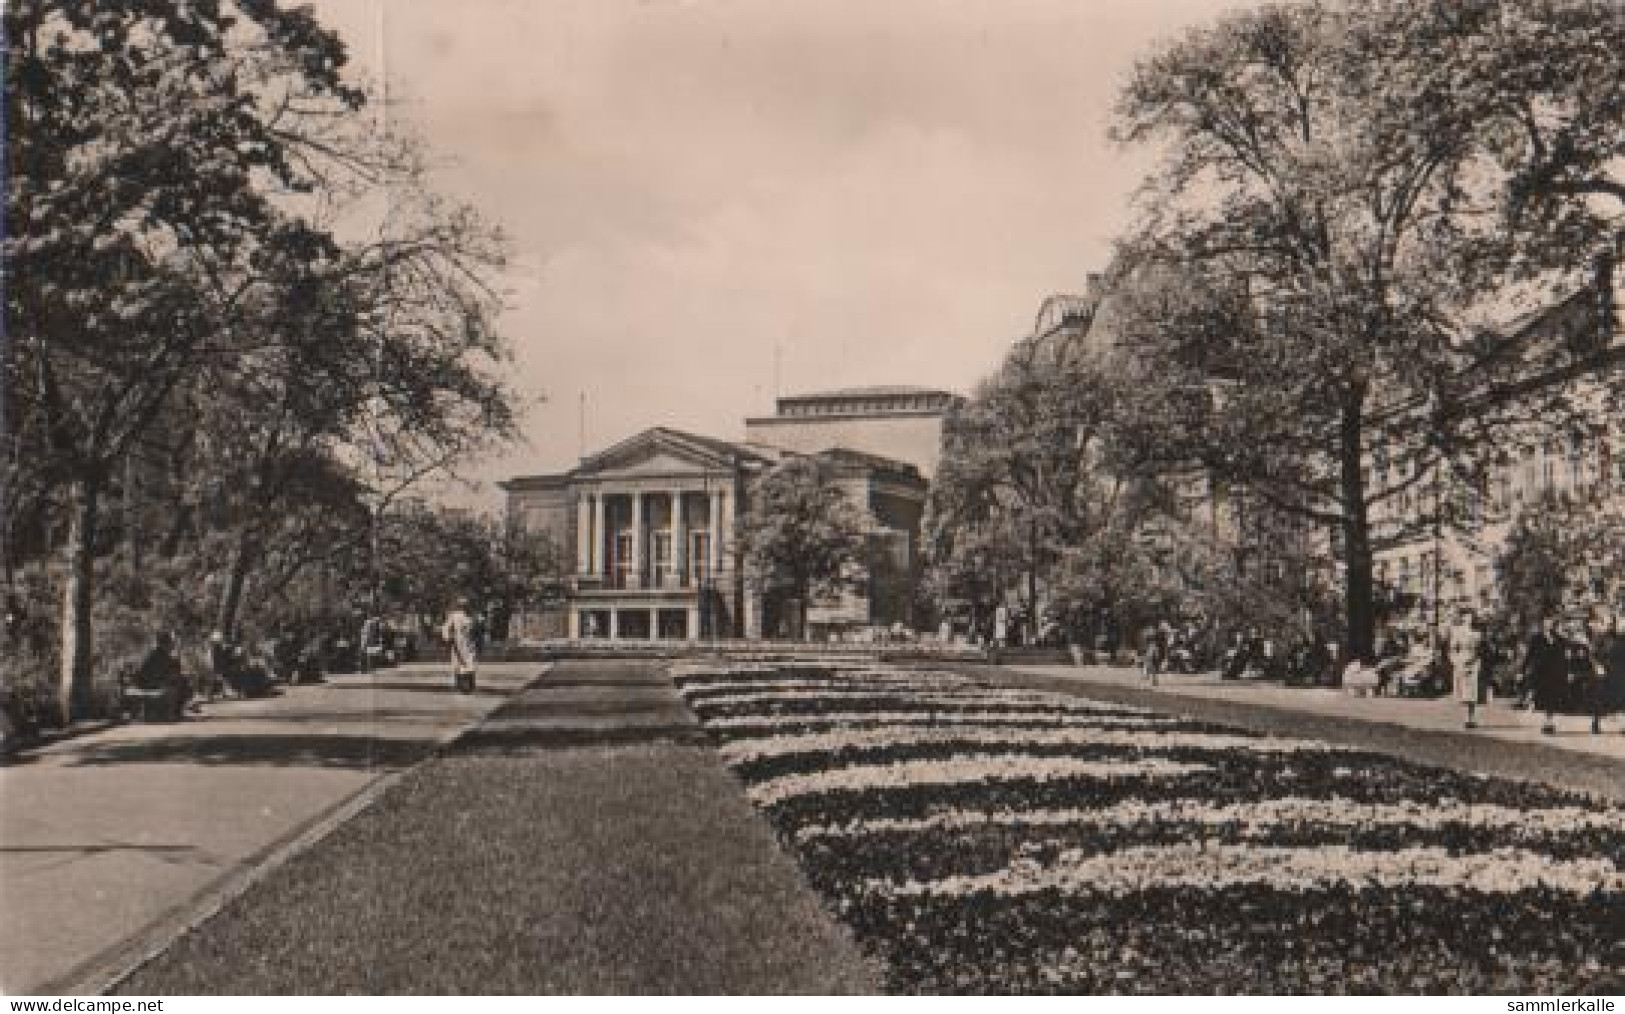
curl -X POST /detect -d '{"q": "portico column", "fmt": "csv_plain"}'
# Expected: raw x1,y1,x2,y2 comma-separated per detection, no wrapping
708,488,723,577
609,608,620,640
718,486,734,575
670,488,683,588
630,491,643,589
591,492,605,575
575,495,591,574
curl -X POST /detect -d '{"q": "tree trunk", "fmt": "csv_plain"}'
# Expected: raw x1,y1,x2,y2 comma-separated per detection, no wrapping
215,528,257,637
124,451,142,582
1027,518,1038,647
1339,397,1376,663
58,475,101,726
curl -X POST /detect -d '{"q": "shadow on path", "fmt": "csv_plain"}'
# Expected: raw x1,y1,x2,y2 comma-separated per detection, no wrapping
491,698,693,720
311,682,513,698
63,734,438,770
530,679,670,692
455,724,710,753
1,844,203,856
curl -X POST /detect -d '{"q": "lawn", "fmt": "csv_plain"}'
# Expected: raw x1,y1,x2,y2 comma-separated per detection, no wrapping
672,662,1625,995
116,661,879,994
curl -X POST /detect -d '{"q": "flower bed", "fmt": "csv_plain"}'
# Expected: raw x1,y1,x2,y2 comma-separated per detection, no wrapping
670,662,1625,994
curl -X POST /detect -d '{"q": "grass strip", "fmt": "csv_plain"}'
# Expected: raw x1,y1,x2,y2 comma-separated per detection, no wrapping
116,660,881,994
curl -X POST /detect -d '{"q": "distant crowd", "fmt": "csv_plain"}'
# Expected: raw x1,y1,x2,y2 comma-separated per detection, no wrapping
2,598,487,734
1127,608,1625,737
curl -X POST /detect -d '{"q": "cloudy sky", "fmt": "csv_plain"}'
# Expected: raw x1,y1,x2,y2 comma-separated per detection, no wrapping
308,0,1245,504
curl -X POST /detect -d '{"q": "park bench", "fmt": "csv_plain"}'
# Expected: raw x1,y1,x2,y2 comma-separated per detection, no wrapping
118,666,187,723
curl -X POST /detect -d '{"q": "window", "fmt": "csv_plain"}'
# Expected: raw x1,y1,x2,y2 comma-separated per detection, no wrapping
1494,472,1512,512
688,531,711,584
650,531,672,586
614,532,634,588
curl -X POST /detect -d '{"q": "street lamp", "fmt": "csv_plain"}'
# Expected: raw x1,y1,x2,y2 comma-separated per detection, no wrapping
699,471,715,643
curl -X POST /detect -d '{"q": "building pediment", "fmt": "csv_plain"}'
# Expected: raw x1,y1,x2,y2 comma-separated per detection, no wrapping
572,427,761,480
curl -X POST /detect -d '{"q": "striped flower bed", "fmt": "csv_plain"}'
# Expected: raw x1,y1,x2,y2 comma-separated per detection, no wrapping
671,662,1625,994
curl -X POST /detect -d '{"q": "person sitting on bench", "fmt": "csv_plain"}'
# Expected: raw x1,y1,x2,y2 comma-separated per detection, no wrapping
210,631,273,698
130,630,195,720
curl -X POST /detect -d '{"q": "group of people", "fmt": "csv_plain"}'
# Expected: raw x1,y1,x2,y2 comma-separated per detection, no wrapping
127,628,286,720
1139,622,1337,687
1340,610,1625,736
1397,607,1625,735
123,599,483,720
1134,605,1625,737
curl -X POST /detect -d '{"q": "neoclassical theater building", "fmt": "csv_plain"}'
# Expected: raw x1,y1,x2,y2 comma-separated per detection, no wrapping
500,386,961,642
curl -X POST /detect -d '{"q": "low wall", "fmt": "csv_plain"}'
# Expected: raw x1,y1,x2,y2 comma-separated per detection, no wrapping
511,638,988,664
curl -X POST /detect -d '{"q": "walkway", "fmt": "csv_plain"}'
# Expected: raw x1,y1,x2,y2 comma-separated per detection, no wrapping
998,665,1625,802
0,662,542,995
113,659,879,994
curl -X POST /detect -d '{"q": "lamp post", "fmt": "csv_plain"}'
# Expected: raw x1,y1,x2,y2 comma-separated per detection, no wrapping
699,471,714,643
1431,461,1444,651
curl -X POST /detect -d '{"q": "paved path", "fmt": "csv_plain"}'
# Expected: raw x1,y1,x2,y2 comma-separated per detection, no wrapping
997,664,1625,802
0,662,543,995
1014,665,1625,757
115,660,880,994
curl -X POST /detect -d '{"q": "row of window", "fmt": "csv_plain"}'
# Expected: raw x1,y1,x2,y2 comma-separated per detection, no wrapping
602,530,713,588
780,396,945,417
1373,444,1625,528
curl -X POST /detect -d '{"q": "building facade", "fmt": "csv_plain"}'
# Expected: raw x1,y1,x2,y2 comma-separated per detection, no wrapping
1372,254,1625,623
501,425,929,642
743,385,963,479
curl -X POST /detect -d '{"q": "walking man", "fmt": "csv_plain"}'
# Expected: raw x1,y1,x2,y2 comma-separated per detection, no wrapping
1522,615,1569,735
443,598,479,694
1448,607,1483,730
1142,621,1164,687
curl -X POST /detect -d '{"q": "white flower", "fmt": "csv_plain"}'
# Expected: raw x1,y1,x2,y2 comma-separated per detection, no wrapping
703,710,1185,732
745,755,1209,806
865,843,1625,898
719,726,1333,765
795,798,1625,842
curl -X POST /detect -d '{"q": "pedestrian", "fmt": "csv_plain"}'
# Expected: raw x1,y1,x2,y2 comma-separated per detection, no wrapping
1594,610,1625,735
1521,615,1569,735
1573,614,1612,731
1448,607,1483,729
3,591,23,646
1141,622,1163,686
1562,616,1595,728
134,630,195,719
359,614,383,672
1221,630,1249,681
443,597,479,693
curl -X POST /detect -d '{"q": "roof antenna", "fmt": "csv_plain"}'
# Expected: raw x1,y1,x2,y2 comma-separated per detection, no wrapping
578,390,587,461
773,344,782,402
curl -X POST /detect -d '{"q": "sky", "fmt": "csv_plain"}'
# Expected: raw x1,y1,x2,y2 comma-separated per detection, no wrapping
306,0,1249,507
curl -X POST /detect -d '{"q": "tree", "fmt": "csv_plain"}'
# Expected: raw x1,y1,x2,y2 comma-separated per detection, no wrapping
188,172,515,638
5,2,517,720
1109,0,1625,662
5,0,367,721
1494,493,1625,631
925,322,1172,641
738,456,870,639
